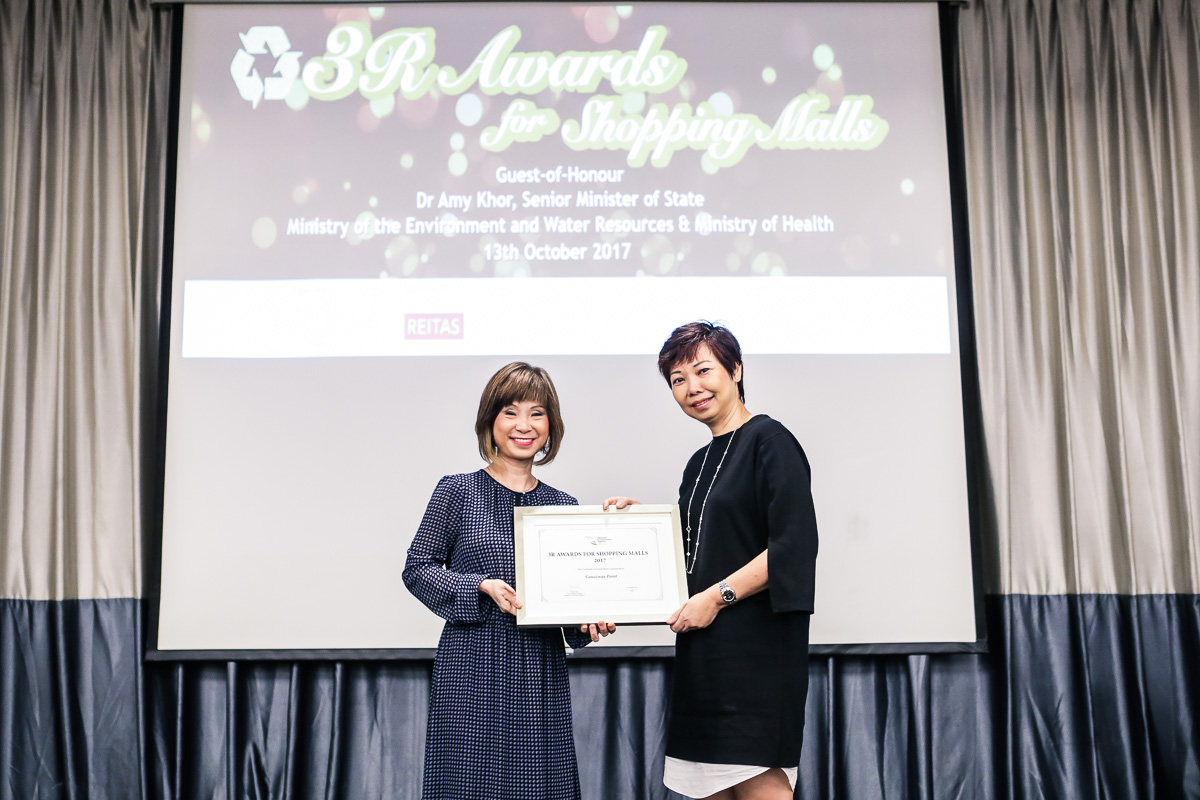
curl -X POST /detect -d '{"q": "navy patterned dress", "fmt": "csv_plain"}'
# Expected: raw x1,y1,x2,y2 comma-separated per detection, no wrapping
403,470,591,800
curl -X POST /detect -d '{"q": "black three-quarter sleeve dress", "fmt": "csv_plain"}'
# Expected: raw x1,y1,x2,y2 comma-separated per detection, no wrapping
402,470,592,800
665,415,819,786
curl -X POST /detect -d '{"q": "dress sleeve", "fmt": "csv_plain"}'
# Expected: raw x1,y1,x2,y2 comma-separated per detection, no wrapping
756,431,819,613
402,476,490,623
562,626,592,649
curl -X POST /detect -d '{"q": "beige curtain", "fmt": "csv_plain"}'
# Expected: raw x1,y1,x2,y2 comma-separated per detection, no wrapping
0,0,171,601
959,0,1200,595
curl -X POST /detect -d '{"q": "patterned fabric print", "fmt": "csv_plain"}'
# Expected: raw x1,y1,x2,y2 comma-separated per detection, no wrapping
403,470,590,800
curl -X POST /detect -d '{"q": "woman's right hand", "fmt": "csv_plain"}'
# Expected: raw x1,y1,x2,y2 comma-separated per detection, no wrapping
602,496,641,510
479,578,522,615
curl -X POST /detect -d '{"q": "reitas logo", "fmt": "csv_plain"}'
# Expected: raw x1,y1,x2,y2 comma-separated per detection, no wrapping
405,314,464,340
230,27,302,109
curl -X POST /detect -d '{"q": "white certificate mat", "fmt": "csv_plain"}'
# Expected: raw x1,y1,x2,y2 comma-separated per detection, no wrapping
514,504,688,626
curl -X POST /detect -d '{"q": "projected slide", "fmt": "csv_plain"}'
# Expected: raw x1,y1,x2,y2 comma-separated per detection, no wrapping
158,3,979,653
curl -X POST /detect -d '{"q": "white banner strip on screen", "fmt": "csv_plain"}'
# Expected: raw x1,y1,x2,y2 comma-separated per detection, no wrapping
180,276,951,358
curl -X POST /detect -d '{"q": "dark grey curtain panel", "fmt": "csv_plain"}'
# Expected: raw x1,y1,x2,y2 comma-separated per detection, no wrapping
3,598,1196,799
146,599,1196,800
0,600,145,798
2,0,1199,799
143,659,676,800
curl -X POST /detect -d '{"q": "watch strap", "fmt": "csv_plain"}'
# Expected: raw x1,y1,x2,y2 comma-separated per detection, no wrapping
719,579,738,606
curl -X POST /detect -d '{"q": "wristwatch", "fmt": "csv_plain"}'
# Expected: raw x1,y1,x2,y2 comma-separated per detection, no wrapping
718,579,738,606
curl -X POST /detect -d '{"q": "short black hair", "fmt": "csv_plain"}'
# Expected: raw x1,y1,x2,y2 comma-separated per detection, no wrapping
657,321,744,402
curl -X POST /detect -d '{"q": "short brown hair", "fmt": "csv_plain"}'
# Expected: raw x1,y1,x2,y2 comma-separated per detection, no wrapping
475,362,565,465
657,321,745,402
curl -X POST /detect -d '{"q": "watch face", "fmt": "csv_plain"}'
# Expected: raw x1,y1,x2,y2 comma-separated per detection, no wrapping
721,587,736,603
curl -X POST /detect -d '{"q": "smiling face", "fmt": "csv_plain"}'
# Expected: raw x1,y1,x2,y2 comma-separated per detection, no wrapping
669,344,744,429
475,362,565,465
491,400,550,463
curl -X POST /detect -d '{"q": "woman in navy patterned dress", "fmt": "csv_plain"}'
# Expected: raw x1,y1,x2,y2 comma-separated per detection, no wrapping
403,362,615,800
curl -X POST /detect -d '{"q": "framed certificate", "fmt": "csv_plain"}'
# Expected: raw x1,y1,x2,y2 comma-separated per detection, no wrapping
513,504,689,627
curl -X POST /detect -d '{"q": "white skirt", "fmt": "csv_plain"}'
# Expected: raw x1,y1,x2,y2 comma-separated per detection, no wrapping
663,756,799,798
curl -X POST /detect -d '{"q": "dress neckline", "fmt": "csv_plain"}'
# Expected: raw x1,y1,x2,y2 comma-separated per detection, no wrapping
712,413,765,441
479,467,540,495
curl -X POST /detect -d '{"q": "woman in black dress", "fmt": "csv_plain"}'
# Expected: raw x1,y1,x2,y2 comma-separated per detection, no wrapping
606,322,818,800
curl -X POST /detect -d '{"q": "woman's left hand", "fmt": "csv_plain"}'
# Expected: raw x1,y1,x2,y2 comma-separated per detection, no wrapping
579,621,616,642
667,587,722,633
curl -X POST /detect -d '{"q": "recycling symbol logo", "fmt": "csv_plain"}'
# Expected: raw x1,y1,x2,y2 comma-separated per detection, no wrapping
230,27,302,109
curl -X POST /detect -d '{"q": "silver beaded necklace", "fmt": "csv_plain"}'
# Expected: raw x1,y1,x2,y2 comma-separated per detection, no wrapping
684,426,739,574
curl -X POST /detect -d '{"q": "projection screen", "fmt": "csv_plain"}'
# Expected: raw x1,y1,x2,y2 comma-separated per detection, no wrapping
154,2,983,655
